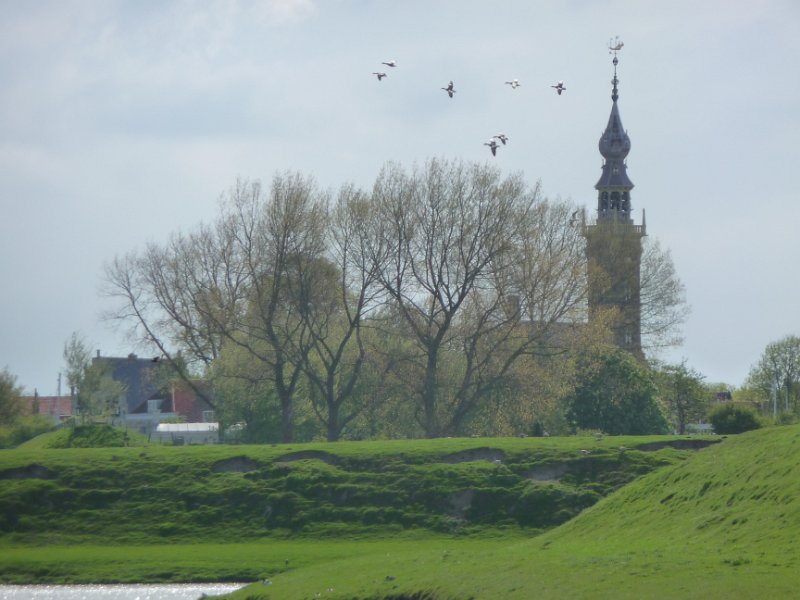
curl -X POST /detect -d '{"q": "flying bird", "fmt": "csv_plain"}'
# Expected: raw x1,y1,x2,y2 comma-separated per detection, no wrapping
493,133,508,145
441,80,456,98
381,60,397,67
484,139,499,156
372,72,387,81
551,80,566,95
505,79,521,89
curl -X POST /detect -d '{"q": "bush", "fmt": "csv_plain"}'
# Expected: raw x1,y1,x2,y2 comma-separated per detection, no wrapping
0,416,54,448
707,403,761,434
566,350,669,436
46,424,138,448
775,412,797,426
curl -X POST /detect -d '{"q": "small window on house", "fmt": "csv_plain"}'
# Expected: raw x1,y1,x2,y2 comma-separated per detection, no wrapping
202,410,215,423
147,399,161,414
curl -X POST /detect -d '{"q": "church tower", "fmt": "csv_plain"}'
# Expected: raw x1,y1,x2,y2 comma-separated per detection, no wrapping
583,42,646,357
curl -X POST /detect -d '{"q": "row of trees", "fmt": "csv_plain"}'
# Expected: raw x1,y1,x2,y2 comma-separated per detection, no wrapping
103,159,689,442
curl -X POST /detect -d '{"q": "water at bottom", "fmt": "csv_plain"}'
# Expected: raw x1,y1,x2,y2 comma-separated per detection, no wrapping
0,583,245,600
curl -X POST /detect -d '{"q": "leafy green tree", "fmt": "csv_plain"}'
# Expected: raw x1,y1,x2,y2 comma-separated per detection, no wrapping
746,335,800,417
63,332,91,398
566,349,668,435
0,368,24,426
63,333,127,422
211,343,293,443
731,383,772,417
485,310,620,437
344,316,425,440
707,403,761,434
655,360,707,434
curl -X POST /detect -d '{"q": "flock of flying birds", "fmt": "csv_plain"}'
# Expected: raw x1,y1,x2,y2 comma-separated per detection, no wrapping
371,59,567,157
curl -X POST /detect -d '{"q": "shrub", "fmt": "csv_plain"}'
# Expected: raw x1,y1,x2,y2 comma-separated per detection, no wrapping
775,412,797,426
566,350,669,435
0,416,54,448
707,403,761,434
46,424,141,448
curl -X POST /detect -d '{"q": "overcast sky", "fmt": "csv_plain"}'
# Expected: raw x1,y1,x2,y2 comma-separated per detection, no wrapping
1,0,798,395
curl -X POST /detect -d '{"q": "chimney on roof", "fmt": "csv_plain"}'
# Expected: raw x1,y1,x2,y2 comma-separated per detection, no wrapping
96,350,100,358
127,353,137,360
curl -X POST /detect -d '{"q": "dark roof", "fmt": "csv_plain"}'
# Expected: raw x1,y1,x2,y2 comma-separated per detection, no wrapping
93,354,166,413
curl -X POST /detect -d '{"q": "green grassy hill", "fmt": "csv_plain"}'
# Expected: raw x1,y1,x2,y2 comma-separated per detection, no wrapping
0,434,698,546
219,426,799,599
3,428,798,598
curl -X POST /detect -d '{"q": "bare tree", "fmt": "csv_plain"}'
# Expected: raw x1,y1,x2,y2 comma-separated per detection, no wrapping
293,185,387,440
229,173,331,442
444,199,590,434
104,175,329,442
368,159,587,437
103,196,251,409
103,163,680,441
639,237,690,353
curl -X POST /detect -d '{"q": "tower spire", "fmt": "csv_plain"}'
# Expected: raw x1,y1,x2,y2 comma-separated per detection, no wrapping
610,36,621,102
595,37,634,224
584,38,646,359
611,55,619,102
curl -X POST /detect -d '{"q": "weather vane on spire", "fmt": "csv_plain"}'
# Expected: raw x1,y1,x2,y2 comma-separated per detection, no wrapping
607,37,623,102
608,36,624,56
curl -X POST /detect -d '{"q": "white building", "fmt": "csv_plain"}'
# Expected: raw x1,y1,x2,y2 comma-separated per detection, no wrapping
151,422,219,445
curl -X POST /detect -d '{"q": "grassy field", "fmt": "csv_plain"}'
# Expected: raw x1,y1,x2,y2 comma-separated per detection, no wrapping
2,428,798,598
0,434,694,545
217,426,800,599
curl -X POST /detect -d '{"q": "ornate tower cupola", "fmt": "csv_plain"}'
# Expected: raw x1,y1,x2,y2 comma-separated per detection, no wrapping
595,51,636,224
584,39,646,358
